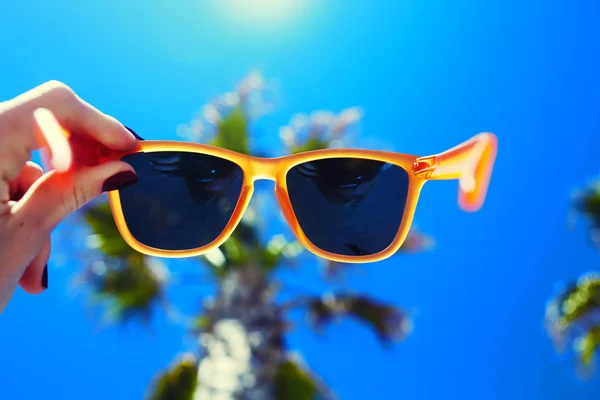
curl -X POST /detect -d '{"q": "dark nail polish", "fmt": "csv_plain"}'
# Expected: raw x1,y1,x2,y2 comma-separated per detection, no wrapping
102,171,138,192
42,265,48,289
124,126,145,141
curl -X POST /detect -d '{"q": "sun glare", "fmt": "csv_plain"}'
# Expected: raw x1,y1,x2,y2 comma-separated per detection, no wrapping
219,0,307,25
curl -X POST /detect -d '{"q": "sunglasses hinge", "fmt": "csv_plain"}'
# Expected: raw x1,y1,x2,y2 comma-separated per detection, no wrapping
412,157,437,178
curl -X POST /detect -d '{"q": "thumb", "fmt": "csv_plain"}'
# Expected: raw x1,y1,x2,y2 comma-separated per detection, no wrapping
11,160,137,236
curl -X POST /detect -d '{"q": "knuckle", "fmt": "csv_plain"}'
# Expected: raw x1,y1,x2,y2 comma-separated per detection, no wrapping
43,81,81,114
57,195,74,226
44,80,73,94
59,194,72,219
50,83,77,105
69,183,89,213
45,82,85,125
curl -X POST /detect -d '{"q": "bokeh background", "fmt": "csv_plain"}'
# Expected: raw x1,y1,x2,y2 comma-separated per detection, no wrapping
1,1,600,399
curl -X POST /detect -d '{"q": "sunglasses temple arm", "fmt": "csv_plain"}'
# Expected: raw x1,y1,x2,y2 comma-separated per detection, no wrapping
414,132,498,212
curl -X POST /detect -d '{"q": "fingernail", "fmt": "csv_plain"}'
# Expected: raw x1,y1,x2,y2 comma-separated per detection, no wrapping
42,265,48,289
102,171,138,192
124,126,144,141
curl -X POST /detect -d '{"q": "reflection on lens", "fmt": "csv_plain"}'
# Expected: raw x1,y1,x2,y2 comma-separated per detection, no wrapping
119,152,244,251
287,158,410,256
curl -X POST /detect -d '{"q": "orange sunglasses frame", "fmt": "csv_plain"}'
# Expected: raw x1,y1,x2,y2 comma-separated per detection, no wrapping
102,132,497,263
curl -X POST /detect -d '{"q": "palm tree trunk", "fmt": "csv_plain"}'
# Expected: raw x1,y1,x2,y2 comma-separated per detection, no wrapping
195,266,284,400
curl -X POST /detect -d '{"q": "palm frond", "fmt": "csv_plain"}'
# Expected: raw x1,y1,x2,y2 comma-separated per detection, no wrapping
211,106,250,155
274,357,335,400
79,202,167,323
305,293,413,343
575,326,600,374
147,354,198,400
571,177,600,249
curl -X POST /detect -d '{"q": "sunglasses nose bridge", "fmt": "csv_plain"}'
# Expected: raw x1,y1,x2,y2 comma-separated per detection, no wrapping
248,156,280,182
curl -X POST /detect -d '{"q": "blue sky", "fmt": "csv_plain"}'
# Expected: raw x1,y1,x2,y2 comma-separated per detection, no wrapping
1,1,600,399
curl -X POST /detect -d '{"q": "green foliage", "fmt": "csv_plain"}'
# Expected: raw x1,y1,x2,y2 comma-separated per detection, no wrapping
193,315,211,331
262,234,304,272
571,178,600,250
96,258,161,321
201,219,302,278
546,174,600,379
307,293,412,343
274,360,323,400
556,273,600,328
84,202,133,258
289,136,329,155
211,106,250,154
574,179,600,227
82,202,163,321
200,220,257,278
576,326,600,367
148,354,198,400
545,232,600,377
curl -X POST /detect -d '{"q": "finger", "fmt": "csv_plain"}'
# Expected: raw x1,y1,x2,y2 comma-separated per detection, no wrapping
2,80,137,150
19,238,50,294
0,284,16,313
0,80,138,180
33,107,72,172
0,201,27,312
8,162,48,295
10,160,137,237
9,161,44,200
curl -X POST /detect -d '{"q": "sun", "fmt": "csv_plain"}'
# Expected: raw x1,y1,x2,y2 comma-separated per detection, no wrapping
220,0,306,24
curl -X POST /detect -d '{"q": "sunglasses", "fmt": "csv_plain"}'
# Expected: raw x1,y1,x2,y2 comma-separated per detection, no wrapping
91,130,497,263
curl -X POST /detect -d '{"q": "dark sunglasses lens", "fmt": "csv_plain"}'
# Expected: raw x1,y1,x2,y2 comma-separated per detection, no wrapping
118,151,244,251
286,158,410,257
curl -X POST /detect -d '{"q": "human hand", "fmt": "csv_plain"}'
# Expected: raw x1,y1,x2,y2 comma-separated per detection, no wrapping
0,81,139,313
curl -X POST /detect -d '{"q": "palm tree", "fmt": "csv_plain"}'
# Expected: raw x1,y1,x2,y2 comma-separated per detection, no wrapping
545,177,600,379
60,72,434,399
